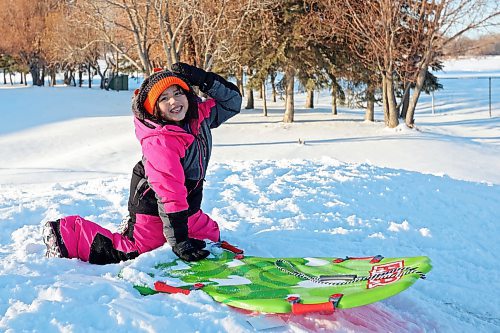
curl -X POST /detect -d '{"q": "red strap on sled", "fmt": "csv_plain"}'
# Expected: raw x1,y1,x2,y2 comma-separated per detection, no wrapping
220,241,244,255
154,281,205,295
291,302,335,315
154,281,190,295
287,294,343,315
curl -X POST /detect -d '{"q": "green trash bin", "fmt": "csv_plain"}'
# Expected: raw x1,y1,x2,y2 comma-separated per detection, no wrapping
119,75,128,91
108,74,129,91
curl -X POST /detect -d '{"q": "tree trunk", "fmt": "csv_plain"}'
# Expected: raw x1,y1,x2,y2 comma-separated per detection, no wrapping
245,89,254,109
382,76,389,125
270,72,277,102
32,69,40,85
262,81,267,116
332,94,337,115
382,75,399,127
170,45,180,69
63,71,70,85
130,25,151,75
78,69,83,87
41,66,45,86
365,80,375,122
51,71,56,86
399,83,410,119
236,67,244,97
305,89,314,108
385,74,399,128
93,63,109,90
283,66,295,123
406,66,427,127
331,79,338,115
88,63,92,88
245,68,254,109
20,73,24,85
30,62,42,86
3,69,6,84
239,67,244,97
259,83,263,99
391,82,398,116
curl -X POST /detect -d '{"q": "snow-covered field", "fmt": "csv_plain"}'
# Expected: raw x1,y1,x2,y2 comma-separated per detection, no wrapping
0,57,499,332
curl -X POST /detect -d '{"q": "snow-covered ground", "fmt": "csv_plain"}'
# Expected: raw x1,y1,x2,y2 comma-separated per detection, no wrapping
0,57,499,332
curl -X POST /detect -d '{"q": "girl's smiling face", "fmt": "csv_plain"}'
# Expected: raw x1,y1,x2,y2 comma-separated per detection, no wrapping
157,85,189,124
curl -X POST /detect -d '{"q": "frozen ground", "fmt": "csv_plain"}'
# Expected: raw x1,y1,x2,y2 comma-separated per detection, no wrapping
0,57,498,332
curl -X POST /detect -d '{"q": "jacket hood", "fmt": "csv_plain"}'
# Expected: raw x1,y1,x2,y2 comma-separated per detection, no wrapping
133,117,194,148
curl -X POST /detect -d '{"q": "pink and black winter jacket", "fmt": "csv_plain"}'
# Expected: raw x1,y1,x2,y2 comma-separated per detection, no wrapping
125,76,242,247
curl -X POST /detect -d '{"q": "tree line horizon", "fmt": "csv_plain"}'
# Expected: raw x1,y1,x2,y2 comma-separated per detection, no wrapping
0,0,498,127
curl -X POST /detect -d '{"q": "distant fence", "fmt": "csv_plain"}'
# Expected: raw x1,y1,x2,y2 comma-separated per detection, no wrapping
427,76,499,117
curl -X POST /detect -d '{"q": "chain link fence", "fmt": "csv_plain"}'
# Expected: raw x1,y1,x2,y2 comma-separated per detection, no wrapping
418,76,499,117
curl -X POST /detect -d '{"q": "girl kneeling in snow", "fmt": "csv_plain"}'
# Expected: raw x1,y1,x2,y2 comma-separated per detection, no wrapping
43,63,242,264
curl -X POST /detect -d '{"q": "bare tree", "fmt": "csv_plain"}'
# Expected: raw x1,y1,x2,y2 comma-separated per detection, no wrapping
404,0,500,127
0,0,61,86
334,0,406,127
184,0,272,71
153,0,192,69
445,33,500,57
43,3,106,88
81,0,155,75
324,0,499,128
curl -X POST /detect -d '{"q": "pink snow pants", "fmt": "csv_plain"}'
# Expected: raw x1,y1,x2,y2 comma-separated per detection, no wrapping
58,210,220,263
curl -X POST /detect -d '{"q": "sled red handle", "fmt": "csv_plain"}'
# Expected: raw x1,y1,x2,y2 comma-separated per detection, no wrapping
291,302,335,315
288,294,342,315
220,241,244,254
154,281,190,295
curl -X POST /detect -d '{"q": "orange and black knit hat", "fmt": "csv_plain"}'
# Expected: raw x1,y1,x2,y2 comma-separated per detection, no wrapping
141,69,190,115
132,68,196,123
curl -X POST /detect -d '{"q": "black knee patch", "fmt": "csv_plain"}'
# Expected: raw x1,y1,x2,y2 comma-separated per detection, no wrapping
89,233,139,265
